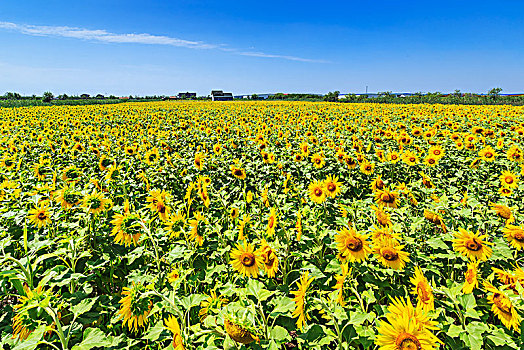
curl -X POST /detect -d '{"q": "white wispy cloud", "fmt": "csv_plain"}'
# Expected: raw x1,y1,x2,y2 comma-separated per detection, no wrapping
0,21,325,63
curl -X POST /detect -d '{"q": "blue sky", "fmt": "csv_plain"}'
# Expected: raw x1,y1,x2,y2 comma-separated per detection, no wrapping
0,0,523,96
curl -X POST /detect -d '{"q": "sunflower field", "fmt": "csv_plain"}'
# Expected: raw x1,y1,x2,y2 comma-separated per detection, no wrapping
1,101,524,350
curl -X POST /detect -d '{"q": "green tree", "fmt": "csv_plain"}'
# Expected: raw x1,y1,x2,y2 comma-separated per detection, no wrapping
42,91,54,102
488,87,502,97
324,91,340,102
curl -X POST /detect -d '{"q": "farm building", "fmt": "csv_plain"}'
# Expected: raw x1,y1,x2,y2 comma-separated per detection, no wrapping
211,90,233,101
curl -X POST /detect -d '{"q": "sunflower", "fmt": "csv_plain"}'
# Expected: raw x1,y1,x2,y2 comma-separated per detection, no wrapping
110,200,143,246
199,290,227,321
258,240,279,278
386,151,401,163
291,271,314,331
188,212,205,246
452,228,493,261
423,154,439,167
374,241,410,270
33,161,51,180
499,186,513,197
98,155,114,171
82,190,109,215
402,150,419,166
146,189,171,221
335,227,372,263
462,261,479,294
370,225,401,246
375,187,399,208
164,211,184,239
345,156,358,169
308,179,327,204
332,262,351,306
360,160,375,175
104,163,122,183
376,303,440,350
293,152,305,162
370,175,385,192
54,185,82,209
62,165,81,183
125,145,137,156
423,209,446,232
230,207,239,220
323,175,343,198
224,318,259,344
167,267,180,283
490,203,514,224
144,147,160,165
478,145,497,162
311,152,325,169
410,267,434,312
295,211,303,241
484,282,521,332
500,170,519,189
27,204,52,228
230,240,263,278
503,225,524,250
213,142,222,155
266,207,277,236
194,152,205,171
386,296,439,332
230,164,246,180
428,145,445,159
371,204,392,227
12,284,55,341
164,316,185,350
117,282,152,332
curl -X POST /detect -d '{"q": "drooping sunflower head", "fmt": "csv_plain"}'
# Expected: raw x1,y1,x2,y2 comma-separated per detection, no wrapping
118,282,152,332
483,282,521,332
12,285,56,341
224,317,260,345
490,203,514,223
110,211,143,247
164,316,185,350
83,191,109,215
62,165,81,183
410,267,434,312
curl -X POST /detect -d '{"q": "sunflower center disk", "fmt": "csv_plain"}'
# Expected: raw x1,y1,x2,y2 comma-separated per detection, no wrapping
241,253,256,267
396,332,422,350
466,239,482,252
345,237,363,252
382,249,398,261
493,294,512,314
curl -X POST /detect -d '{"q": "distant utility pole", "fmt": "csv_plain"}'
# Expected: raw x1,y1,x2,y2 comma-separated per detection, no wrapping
366,86,368,94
